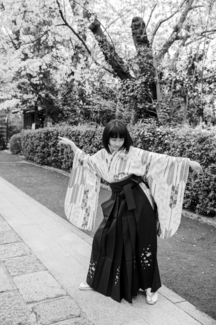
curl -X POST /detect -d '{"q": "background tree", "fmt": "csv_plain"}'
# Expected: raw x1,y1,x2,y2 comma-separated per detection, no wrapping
1,0,216,126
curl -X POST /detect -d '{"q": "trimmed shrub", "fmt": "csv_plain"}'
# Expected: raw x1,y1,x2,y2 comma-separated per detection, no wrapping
131,123,216,216
10,133,22,154
21,123,216,216
21,125,103,172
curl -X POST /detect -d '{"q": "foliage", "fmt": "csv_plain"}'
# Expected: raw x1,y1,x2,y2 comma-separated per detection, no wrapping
8,122,22,139
0,0,72,123
21,123,216,216
9,133,22,154
131,122,216,215
160,53,216,126
56,69,118,125
0,134,6,150
1,0,216,125
21,125,103,170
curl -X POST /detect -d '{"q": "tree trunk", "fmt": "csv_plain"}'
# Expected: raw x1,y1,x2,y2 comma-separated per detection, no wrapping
131,17,154,78
84,11,133,80
82,3,196,124
131,16,158,121
131,17,157,98
34,103,38,129
183,93,188,124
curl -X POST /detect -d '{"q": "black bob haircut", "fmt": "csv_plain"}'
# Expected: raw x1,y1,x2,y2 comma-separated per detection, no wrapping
102,120,133,154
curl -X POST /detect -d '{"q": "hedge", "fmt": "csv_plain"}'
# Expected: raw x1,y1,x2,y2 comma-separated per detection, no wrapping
21,123,216,216
9,133,22,154
21,125,103,172
131,123,216,216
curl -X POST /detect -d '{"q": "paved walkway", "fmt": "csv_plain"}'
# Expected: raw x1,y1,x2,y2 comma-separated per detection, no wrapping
0,176,215,325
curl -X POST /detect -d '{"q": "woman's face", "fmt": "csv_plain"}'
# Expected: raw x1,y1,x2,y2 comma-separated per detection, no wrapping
109,137,124,152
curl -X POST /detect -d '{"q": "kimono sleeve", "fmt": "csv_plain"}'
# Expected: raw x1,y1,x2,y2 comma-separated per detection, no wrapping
64,148,103,231
141,150,190,239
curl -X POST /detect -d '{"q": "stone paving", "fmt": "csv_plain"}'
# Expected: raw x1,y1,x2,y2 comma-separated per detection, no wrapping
0,217,92,325
0,176,216,325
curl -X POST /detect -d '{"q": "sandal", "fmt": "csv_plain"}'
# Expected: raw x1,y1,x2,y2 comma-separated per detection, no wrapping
79,282,93,291
145,288,158,305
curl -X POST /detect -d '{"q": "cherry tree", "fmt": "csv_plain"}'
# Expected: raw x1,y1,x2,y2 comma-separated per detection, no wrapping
1,0,216,125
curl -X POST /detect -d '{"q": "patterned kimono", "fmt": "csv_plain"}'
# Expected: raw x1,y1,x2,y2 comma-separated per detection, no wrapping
65,146,190,302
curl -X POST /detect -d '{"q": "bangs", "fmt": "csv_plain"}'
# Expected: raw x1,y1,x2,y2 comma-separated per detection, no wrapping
102,119,133,154
109,124,126,139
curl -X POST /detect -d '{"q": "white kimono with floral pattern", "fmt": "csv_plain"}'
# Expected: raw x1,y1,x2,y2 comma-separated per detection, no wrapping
64,146,190,239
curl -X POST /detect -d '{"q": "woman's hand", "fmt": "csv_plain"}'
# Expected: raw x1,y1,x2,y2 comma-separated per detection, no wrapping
189,160,203,175
58,136,77,152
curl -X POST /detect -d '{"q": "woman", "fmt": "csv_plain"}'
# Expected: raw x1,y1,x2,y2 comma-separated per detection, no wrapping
58,120,202,304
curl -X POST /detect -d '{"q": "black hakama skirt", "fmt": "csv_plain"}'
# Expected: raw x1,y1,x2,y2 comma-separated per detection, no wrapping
86,175,161,303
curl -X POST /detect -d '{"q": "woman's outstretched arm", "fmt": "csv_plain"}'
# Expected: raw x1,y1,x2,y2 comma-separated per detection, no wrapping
58,136,78,152
189,160,203,174
58,136,105,178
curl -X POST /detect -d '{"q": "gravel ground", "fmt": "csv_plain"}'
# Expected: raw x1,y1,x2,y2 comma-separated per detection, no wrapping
0,150,215,320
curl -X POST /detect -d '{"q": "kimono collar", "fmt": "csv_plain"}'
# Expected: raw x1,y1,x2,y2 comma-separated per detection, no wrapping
108,146,128,160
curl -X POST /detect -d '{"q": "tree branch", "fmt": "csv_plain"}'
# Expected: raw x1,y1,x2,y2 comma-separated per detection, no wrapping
171,31,189,67
185,35,213,46
0,2,5,10
181,26,216,46
55,0,115,76
156,0,195,62
6,33,19,50
104,7,134,32
199,0,214,115
146,4,157,29
142,107,157,116
56,0,91,55
55,23,67,27
151,0,186,44
21,31,49,46
200,28,216,36
13,10,34,16
0,46,6,54
106,0,128,26
72,0,115,49
83,10,133,79
190,5,204,10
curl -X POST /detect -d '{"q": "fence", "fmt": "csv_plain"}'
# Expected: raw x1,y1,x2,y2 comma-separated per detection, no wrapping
0,110,7,143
